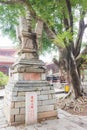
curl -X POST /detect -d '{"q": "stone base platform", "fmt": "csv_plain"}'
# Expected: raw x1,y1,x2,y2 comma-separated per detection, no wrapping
4,80,57,125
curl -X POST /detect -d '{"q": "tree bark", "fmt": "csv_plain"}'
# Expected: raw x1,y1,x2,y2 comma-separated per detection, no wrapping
69,53,82,98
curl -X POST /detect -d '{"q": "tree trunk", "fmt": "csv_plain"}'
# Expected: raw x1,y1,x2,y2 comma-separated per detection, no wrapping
69,53,82,98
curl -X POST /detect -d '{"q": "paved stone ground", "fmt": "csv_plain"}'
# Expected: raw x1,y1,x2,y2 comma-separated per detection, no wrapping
0,98,87,130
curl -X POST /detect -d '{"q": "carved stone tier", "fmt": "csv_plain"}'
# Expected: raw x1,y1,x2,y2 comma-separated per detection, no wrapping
18,48,37,54
10,59,46,81
12,59,46,73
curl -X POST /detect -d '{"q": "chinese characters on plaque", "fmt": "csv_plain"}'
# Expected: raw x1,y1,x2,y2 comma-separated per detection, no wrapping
25,92,37,125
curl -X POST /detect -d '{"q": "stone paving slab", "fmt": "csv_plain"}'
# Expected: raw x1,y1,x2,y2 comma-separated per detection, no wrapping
0,99,8,129
15,118,87,130
58,109,87,129
0,127,17,130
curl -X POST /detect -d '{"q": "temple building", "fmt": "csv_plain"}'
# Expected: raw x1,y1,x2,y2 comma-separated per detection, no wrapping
0,47,16,75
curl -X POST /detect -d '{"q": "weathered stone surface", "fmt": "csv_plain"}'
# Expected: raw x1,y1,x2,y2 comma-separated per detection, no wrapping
20,108,25,114
14,59,45,66
12,96,25,102
15,102,25,108
12,92,17,96
13,73,23,81
18,92,25,96
41,73,46,80
6,126,17,130
40,90,55,95
38,110,57,119
10,115,15,123
22,36,33,49
11,102,15,109
38,95,48,100
23,73,41,80
11,109,19,115
48,94,56,99
19,16,28,33
13,86,50,92
15,115,25,122
25,92,37,125
38,105,54,112
35,20,43,37
38,99,56,106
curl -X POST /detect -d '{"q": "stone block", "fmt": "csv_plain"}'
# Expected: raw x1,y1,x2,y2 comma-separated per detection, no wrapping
15,115,25,122
13,73,23,81
38,95,48,100
38,105,54,112
18,92,25,96
10,115,15,123
12,96,25,102
50,86,54,90
22,53,34,59
38,100,42,106
40,90,55,95
11,109,19,115
23,73,41,80
36,91,40,95
11,102,15,108
38,110,57,119
20,108,25,114
12,92,18,96
15,101,25,108
41,73,46,80
41,87,50,90
48,94,56,100
20,17,28,33
38,99,56,106
48,94,53,99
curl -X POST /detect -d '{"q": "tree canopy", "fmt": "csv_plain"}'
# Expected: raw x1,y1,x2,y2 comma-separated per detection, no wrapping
0,0,87,51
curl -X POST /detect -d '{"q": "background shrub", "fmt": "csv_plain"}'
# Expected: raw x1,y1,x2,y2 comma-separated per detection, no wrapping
0,71,9,86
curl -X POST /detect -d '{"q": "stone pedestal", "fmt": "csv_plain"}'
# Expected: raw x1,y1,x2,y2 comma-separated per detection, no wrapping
4,80,57,125
4,58,57,125
4,15,57,125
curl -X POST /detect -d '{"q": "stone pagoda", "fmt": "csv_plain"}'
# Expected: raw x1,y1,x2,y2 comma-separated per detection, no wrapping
4,9,57,125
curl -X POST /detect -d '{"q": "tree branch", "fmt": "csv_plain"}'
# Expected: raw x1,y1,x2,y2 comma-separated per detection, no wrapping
75,11,86,57
44,23,56,40
65,0,73,32
23,0,37,19
76,46,87,66
53,58,60,67
64,0,74,54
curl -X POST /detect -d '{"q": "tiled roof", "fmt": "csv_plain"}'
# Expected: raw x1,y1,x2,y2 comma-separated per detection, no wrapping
0,47,16,57
0,55,16,63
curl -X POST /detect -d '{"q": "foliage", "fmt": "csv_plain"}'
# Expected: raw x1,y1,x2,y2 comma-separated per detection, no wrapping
0,72,8,86
54,29,72,48
39,31,53,54
28,0,87,54
0,3,25,41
